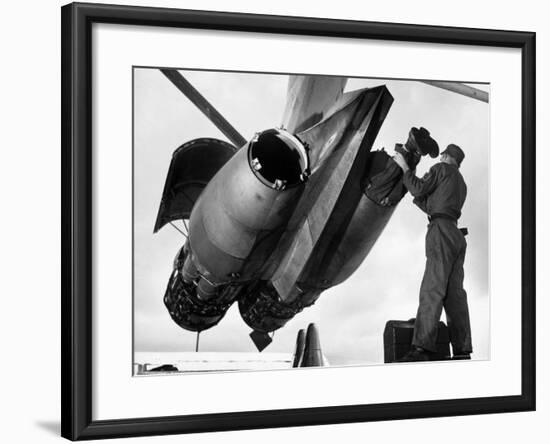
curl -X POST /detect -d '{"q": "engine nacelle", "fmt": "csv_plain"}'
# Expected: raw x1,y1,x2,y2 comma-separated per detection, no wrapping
163,245,239,332
188,128,309,287
238,281,321,333
300,149,416,290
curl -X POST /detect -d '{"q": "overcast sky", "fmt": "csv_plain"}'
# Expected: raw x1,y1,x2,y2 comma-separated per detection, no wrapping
133,68,490,365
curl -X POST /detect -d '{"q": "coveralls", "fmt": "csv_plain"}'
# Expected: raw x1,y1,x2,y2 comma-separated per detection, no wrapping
402,162,473,355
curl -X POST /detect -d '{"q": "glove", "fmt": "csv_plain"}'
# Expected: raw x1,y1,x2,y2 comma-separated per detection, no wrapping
406,127,439,158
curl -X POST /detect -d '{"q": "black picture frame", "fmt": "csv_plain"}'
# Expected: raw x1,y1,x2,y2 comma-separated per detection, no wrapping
61,2,536,440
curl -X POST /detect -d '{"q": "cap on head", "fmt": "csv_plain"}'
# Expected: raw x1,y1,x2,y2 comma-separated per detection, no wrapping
405,127,439,158
442,143,465,166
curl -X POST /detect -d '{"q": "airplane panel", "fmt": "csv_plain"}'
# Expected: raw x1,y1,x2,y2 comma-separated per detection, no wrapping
154,137,237,232
282,75,347,134
269,87,394,302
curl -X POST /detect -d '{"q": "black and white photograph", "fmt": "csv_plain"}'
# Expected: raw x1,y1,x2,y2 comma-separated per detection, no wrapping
133,68,490,374
0,0,543,442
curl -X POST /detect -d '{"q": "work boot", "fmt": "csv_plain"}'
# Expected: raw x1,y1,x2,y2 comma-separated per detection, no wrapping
405,127,439,158
396,347,435,362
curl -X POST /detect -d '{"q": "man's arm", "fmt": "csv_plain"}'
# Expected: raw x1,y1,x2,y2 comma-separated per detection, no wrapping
402,168,439,198
393,152,440,199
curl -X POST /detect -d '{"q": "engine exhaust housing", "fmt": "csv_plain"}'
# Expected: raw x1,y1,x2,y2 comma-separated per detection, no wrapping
188,128,309,285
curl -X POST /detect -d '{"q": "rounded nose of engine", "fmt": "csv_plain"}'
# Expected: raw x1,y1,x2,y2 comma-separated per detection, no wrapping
248,128,309,190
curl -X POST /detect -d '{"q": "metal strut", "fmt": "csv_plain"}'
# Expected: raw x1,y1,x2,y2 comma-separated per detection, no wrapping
169,222,187,238
420,80,489,103
160,69,247,148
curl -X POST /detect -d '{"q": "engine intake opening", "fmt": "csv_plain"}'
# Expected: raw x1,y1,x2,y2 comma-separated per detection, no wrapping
249,128,309,188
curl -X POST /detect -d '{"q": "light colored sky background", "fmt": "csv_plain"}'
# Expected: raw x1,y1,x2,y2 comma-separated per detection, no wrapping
133,68,489,365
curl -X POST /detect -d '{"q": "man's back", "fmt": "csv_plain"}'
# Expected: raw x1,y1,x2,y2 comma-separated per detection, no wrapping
404,162,467,220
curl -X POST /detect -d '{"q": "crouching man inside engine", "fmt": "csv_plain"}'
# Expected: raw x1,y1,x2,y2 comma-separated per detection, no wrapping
393,143,473,362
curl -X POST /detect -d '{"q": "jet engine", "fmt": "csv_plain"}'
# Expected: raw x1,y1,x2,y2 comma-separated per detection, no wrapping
162,128,310,331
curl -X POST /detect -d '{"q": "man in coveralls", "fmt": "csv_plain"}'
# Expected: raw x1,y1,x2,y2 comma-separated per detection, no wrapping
393,143,473,361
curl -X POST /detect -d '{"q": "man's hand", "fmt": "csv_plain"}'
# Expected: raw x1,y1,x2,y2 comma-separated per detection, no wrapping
393,152,410,173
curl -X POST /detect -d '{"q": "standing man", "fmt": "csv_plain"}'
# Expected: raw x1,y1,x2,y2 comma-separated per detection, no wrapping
393,144,473,361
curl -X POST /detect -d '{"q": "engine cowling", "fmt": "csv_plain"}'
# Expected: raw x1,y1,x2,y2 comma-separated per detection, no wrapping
188,128,309,289
238,281,321,333
154,138,237,232
163,245,241,332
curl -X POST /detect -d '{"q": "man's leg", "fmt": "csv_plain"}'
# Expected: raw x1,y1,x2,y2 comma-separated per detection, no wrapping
444,242,473,355
412,222,455,352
